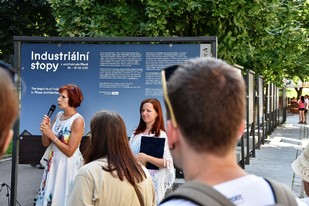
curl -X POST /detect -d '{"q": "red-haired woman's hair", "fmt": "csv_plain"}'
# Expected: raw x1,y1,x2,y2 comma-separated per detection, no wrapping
59,84,83,108
134,98,165,137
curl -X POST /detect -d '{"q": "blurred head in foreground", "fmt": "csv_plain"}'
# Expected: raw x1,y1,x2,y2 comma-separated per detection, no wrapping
0,65,19,157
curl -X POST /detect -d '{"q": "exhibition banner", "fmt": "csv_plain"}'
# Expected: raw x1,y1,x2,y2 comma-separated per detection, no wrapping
19,41,213,135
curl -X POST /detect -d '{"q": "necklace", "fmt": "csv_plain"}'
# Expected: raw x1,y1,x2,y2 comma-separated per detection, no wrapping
61,112,76,120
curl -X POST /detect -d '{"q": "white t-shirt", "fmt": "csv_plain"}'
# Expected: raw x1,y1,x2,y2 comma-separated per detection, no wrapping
160,175,306,206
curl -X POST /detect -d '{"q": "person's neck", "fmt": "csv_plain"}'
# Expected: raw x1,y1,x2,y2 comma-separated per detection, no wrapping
182,149,248,186
63,108,76,119
143,123,153,134
143,128,152,135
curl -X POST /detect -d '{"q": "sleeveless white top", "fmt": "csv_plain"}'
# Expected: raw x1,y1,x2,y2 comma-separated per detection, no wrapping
35,111,85,206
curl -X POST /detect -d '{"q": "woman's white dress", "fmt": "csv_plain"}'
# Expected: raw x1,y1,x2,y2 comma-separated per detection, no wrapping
35,112,84,206
129,131,175,205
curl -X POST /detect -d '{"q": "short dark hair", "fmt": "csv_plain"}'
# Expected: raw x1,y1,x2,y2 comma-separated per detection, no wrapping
59,84,83,108
165,57,245,155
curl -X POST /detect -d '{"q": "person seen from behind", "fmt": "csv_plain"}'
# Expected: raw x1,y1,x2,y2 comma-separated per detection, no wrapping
67,110,155,206
292,143,309,205
0,65,19,158
159,57,304,205
129,98,175,205
35,84,85,206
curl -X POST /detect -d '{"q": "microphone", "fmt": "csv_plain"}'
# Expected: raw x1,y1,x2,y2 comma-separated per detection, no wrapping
47,104,56,118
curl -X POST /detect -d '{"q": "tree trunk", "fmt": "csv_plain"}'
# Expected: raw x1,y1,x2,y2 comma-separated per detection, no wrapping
295,87,303,99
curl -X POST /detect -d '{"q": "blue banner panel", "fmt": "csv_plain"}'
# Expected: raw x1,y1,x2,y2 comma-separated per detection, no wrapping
20,43,211,135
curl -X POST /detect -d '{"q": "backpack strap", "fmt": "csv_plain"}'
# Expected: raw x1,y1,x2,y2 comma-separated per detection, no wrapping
160,181,235,206
264,178,298,206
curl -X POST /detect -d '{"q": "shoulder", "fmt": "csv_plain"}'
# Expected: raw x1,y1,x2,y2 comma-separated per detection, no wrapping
72,114,85,126
130,130,139,138
76,112,84,118
130,132,142,142
78,158,108,177
160,199,198,206
73,117,84,124
159,130,167,138
264,178,298,205
74,113,84,121
215,175,272,194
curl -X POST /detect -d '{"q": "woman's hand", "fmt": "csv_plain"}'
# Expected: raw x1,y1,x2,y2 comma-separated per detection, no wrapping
41,115,51,126
137,152,148,166
137,152,167,169
40,121,54,141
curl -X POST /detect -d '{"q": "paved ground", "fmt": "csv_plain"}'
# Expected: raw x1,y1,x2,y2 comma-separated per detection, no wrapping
245,113,309,198
0,113,308,206
0,161,43,206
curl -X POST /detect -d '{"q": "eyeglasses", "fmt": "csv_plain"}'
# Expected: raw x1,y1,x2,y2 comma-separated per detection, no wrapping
161,65,180,128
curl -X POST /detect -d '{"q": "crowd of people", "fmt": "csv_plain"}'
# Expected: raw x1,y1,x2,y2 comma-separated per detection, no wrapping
1,57,309,205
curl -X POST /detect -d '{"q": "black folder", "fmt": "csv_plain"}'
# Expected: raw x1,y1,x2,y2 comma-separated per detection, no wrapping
140,136,166,170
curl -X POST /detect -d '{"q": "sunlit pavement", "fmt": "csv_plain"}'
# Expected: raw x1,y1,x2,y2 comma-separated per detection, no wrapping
245,113,308,198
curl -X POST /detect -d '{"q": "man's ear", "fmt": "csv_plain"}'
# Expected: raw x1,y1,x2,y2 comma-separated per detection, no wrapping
303,180,309,196
0,129,13,157
166,120,179,150
237,120,245,140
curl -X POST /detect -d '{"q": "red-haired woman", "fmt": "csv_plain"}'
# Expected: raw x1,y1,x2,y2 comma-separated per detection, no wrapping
35,84,85,206
129,98,175,205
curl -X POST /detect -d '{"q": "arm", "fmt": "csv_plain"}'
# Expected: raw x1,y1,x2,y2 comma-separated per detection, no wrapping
138,153,166,168
41,117,85,157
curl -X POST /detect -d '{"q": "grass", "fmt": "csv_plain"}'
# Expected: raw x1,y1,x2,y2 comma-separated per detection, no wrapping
5,141,13,156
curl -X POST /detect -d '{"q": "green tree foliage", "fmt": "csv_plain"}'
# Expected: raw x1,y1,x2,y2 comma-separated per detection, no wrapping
48,0,308,86
1,0,307,88
0,0,58,63
250,1,309,85
48,0,145,36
